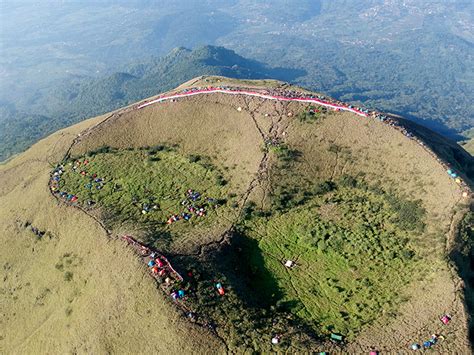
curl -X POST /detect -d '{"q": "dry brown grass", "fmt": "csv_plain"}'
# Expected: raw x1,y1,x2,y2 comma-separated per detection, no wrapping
462,138,474,156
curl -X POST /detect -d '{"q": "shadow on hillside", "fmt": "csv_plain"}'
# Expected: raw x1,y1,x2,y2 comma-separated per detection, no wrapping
211,229,284,309
392,111,465,141
167,230,332,348
396,117,474,184
202,48,308,83
208,230,324,339
449,207,474,345
167,229,284,309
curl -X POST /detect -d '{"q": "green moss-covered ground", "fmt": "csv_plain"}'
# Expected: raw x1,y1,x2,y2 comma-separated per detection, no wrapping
57,147,237,250
240,180,426,339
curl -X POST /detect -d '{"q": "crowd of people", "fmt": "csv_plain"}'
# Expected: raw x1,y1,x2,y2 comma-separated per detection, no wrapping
411,331,446,351
121,236,184,287
121,235,226,322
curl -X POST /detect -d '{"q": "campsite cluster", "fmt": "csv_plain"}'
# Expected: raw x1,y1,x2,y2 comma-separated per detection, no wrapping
122,235,183,286
120,225,456,353
410,323,450,351
122,235,225,322
49,159,106,206
49,155,229,334
49,157,220,226
138,85,471,198
407,314,452,351
166,189,217,225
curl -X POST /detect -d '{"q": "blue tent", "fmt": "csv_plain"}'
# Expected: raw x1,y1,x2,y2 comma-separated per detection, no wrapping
148,260,155,267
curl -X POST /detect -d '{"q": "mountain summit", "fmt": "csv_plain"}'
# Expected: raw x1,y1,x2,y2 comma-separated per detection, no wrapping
1,77,472,353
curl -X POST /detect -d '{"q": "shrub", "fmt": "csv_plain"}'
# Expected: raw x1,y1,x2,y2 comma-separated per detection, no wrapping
339,175,358,188
216,175,227,186
64,271,74,281
401,250,415,260
386,196,426,232
55,263,64,271
271,144,302,164
458,212,474,256
151,144,166,152
243,201,257,220
216,198,227,206
328,144,341,153
254,210,272,218
297,106,320,123
313,181,336,195
188,154,201,163
89,145,112,156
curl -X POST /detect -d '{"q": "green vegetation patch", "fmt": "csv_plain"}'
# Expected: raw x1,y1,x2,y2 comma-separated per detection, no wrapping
297,105,327,123
56,147,236,249
242,184,425,339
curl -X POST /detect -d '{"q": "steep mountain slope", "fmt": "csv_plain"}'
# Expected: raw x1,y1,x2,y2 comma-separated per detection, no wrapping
0,77,472,353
